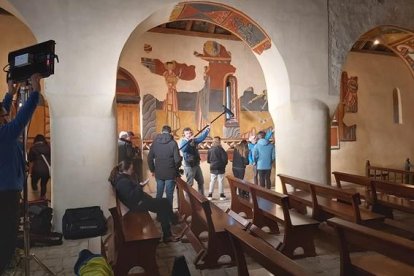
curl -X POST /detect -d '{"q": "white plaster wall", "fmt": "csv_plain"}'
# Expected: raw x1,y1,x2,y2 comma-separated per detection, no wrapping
331,52,414,175
3,0,330,230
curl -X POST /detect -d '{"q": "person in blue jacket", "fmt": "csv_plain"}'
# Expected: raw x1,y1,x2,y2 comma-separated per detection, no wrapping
0,74,42,273
179,125,210,195
248,129,273,185
253,130,275,189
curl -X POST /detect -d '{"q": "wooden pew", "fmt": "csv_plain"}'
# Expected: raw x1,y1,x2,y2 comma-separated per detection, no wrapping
371,179,414,218
225,225,309,276
366,160,414,184
332,171,372,202
332,173,414,238
107,207,161,276
327,217,414,276
226,176,253,219
227,175,319,258
177,177,246,269
279,174,384,225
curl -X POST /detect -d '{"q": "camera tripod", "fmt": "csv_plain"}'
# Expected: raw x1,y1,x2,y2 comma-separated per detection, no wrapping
13,86,55,276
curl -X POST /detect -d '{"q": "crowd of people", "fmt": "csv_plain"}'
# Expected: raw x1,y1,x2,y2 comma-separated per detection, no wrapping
110,123,275,244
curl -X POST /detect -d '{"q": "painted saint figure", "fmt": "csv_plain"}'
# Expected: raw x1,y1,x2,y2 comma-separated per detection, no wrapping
141,58,196,136
163,61,180,133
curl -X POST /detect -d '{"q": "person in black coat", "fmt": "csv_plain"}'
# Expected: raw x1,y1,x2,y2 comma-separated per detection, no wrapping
232,139,249,197
147,125,182,205
28,134,51,199
207,136,228,200
108,160,179,242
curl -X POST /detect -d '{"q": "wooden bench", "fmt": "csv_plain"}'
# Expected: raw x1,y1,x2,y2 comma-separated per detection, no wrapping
227,175,319,258
332,173,414,238
327,217,414,276
107,207,161,275
366,160,414,184
177,177,245,269
227,176,253,219
225,224,309,276
371,180,414,218
332,171,372,202
279,174,384,225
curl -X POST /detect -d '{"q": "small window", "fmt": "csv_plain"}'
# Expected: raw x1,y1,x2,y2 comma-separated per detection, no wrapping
393,88,403,124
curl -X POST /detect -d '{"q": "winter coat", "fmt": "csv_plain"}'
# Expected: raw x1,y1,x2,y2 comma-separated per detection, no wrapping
115,173,149,212
28,141,51,177
232,148,249,169
147,132,181,180
118,139,136,162
253,138,275,170
180,128,210,167
207,145,228,174
0,91,39,191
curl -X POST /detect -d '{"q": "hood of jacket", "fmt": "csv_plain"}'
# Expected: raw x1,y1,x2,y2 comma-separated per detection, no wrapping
155,133,174,144
257,138,269,146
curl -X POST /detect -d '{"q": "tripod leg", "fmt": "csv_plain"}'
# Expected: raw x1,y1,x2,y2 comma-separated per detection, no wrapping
31,254,56,276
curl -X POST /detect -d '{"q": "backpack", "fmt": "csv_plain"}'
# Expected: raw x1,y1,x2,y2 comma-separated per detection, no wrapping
28,204,53,234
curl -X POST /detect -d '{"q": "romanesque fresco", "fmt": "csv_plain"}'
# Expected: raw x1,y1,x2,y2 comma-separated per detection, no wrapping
339,71,357,141
170,2,271,55
141,40,273,142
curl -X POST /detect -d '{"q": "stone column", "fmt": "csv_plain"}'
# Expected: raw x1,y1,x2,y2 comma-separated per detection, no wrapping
274,99,330,191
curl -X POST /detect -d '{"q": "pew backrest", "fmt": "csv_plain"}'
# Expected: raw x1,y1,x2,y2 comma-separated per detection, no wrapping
327,217,414,275
225,224,309,276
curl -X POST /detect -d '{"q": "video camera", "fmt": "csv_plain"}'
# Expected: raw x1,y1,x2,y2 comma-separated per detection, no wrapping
7,40,58,82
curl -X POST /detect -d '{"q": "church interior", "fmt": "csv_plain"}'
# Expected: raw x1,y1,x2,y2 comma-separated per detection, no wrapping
1,0,414,275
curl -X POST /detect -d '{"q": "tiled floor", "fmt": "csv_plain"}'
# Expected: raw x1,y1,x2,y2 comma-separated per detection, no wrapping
5,187,414,276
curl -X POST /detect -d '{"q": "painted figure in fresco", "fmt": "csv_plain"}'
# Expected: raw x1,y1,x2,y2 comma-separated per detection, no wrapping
141,58,196,136
195,65,210,130
343,76,358,113
163,61,181,134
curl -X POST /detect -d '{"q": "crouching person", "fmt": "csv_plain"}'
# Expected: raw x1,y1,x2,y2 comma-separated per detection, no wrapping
108,160,179,242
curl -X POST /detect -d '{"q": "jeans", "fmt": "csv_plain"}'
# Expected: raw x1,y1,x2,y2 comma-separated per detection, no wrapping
184,165,205,195
156,179,176,206
138,196,174,239
258,169,271,189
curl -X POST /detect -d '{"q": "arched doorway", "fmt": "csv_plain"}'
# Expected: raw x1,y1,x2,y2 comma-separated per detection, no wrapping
118,1,285,191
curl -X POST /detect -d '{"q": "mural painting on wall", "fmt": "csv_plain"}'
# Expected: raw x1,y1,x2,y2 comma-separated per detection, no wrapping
339,71,357,141
141,58,196,137
391,37,414,75
141,40,273,142
170,2,271,55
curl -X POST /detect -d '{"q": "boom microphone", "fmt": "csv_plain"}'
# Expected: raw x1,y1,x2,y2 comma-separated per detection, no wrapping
222,105,234,117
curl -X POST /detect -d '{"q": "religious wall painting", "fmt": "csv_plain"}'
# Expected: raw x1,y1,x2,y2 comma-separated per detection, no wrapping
141,58,195,136
141,40,274,142
338,71,357,142
392,38,414,73
171,2,271,54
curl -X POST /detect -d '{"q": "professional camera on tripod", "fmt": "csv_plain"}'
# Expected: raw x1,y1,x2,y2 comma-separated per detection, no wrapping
0,40,58,275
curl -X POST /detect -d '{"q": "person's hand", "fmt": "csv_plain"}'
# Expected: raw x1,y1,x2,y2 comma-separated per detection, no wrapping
30,73,42,93
7,80,19,96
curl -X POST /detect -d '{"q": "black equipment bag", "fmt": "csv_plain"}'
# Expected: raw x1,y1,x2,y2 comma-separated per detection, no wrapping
29,204,53,234
62,206,107,239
